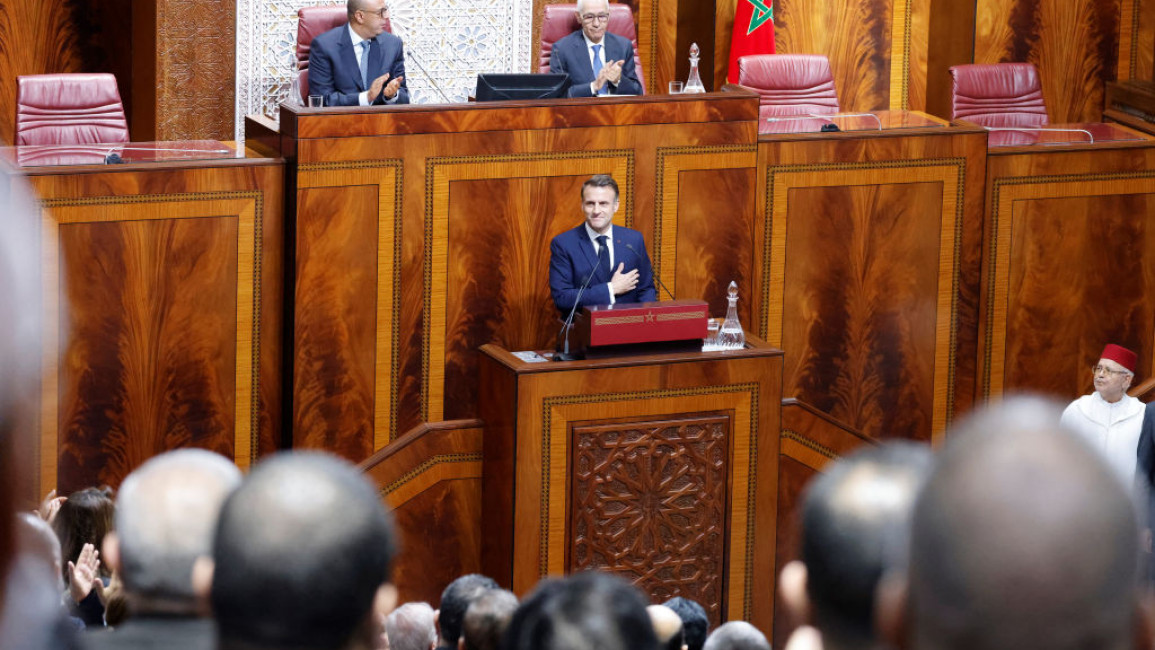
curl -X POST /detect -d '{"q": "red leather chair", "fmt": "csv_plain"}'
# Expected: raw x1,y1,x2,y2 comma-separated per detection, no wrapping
15,73,129,146
295,5,393,101
736,54,839,117
949,63,1049,128
538,3,645,93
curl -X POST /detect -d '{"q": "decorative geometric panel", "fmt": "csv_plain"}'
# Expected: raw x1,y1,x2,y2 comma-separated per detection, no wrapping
570,415,729,625
235,0,535,142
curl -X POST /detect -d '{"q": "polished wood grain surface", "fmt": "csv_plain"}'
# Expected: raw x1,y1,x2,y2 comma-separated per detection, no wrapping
10,151,283,493
288,93,761,455
980,138,1155,401
974,0,1120,123
360,419,483,607
0,0,84,145
479,341,782,632
772,398,874,649
1117,0,1154,82
153,0,235,140
755,121,988,443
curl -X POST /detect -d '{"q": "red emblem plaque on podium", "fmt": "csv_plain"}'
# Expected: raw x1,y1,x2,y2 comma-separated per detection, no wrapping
563,299,709,358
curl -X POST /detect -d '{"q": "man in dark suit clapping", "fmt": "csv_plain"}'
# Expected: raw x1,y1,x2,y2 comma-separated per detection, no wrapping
548,0,643,98
308,0,409,106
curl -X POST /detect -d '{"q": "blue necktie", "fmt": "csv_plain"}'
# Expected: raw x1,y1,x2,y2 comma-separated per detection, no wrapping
596,235,611,278
359,40,371,88
591,44,607,96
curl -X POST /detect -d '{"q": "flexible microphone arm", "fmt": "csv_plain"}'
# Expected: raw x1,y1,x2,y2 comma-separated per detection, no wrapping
623,242,674,301
554,248,606,361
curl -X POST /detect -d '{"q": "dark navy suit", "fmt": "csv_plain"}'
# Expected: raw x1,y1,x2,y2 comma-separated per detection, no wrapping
308,26,409,106
549,224,656,315
548,31,643,98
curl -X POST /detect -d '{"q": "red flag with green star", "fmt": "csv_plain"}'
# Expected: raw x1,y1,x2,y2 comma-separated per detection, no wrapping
726,0,775,84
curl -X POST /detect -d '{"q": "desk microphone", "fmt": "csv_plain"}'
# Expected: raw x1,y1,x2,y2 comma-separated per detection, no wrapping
554,247,606,362
622,242,674,301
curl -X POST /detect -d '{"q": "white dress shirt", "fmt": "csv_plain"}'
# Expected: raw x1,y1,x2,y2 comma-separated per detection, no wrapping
347,25,400,106
584,223,616,304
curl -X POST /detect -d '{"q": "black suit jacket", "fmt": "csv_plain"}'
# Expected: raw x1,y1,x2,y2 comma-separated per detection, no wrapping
1137,402,1155,527
307,25,409,106
83,616,215,650
548,31,643,98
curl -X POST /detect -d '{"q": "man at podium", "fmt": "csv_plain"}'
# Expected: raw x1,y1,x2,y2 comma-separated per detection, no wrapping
549,174,656,315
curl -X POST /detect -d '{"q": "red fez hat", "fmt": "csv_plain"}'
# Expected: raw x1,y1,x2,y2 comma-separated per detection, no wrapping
1100,344,1138,374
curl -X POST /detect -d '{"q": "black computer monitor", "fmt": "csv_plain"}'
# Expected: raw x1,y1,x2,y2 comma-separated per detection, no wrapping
475,73,570,101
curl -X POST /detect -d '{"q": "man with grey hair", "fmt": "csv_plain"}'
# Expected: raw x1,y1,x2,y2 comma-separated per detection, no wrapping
548,0,643,97
460,589,517,650
386,602,437,650
85,448,241,650
879,396,1155,650
702,622,770,650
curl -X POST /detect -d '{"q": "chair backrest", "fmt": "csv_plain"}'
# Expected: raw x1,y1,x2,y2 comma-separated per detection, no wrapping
15,73,130,146
296,5,393,100
737,54,839,116
538,3,645,93
949,63,1049,128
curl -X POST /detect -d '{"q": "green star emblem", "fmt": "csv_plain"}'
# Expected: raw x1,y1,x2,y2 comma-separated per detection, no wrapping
745,0,773,35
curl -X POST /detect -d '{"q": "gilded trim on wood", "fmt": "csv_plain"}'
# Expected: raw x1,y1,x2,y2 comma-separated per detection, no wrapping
379,452,484,504
37,191,263,494
538,383,760,621
299,160,404,448
983,171,1155,399
422,152,635,421
654,145,758,295
889,0,914,109
761,159,967,443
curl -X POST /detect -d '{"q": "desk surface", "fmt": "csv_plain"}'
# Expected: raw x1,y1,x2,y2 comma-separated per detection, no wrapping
986,122,1152,149
0,140,272,172
760,109,948,134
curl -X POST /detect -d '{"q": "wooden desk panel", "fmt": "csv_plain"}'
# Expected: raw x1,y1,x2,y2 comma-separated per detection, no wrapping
3,150,284,495
479,340,782,633
286,94,760,457
754,121,988,443
979,137,1155,399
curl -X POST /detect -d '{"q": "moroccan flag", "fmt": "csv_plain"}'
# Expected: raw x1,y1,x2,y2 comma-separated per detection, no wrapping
726,0,776,84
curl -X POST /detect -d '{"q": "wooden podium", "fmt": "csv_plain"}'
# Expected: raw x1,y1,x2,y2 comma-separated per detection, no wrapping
478,338,782,630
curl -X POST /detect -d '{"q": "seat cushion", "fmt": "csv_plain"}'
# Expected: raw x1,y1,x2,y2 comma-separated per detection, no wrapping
737,54,839,116
950,63,1049,128
16,73,129,146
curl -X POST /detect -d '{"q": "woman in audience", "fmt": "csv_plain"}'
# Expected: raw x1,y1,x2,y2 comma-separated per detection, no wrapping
51,486,115,626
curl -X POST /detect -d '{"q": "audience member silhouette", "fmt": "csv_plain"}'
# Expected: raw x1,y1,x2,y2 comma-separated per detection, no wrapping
207,452,399,650
460,589,518,650
702,621,770,650
437,574,498,649
881,397,1154,650
780,441,933,650
387,602,437,650
664,597,708,650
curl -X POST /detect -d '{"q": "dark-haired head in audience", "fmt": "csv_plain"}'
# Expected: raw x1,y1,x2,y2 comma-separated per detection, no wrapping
648,604,686,650
880,396,1153,650
85,449,241,649
52,486,115,584
702,621,769,650
500,571,658,650
664,597,708,650
780,441,933,650
438,574,499,648
387,602,438,650
207,451,399,650
461,589,518,650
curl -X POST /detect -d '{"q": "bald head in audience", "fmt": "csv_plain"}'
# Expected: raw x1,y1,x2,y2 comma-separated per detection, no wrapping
207,452,399,650
501,572,657,650
387,602,438,650
781,441,933,650
460,589,517,650
885,397,1153,650
702,622,770,650
105,448,241,615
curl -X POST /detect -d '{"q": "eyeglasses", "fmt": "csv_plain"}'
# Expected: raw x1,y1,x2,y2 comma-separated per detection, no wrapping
1092,365,1131,377
359,6,388,18
581,12,610,23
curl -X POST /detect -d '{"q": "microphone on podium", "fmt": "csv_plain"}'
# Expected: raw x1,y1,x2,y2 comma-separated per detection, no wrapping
554,246,607,361
621,241,674,301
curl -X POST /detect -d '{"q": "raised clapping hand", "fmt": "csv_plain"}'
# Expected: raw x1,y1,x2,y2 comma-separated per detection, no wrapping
36,489,67,523
369,73,404,101
592,60,624,93
609,263,639,295
68,542,101,604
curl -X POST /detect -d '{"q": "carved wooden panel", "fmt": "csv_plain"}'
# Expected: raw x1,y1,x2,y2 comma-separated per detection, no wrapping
756,125,987,442
570,415,729,626
19,157,284,494
980,144,1155,399
974,0,1119,123
155,0,235,139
